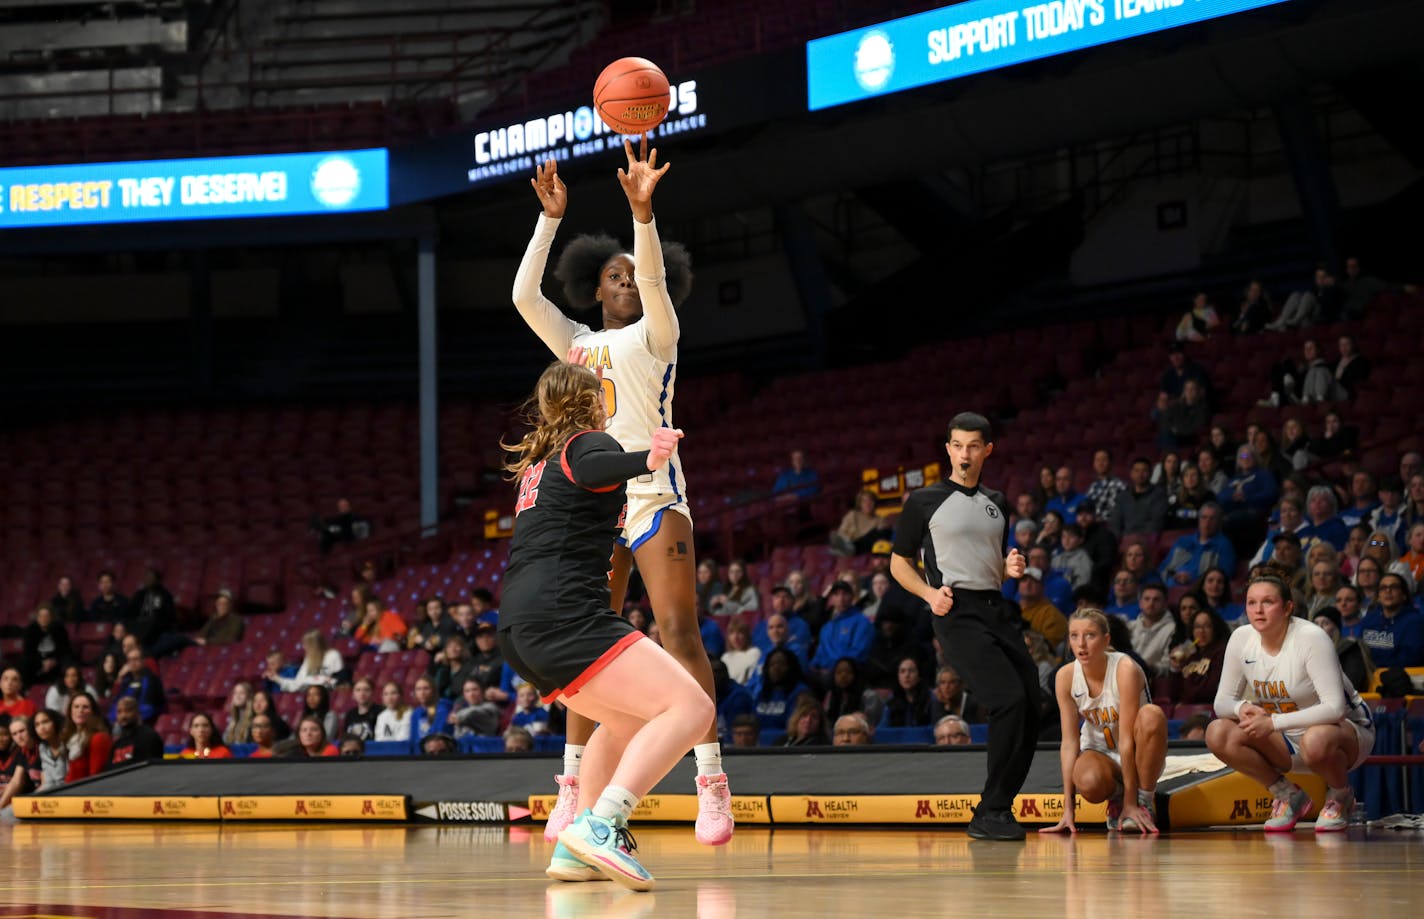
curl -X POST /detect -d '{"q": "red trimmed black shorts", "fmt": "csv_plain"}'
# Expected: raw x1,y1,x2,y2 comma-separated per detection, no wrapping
498,610,644,705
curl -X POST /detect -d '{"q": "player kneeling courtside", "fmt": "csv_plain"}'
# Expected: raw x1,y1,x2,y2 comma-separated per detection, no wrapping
498,361,714,891
1207,564,1375,832
1041,609,1167,835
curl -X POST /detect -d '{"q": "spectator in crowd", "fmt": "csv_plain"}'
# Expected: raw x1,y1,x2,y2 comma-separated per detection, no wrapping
1106,570,1142,621
750,648,812,732
1159,341,1210,399
1012,545,1074,614
1300,486,1350,552
1217,448,1277,534
446,601,478,644
294,716,339,757
1341,471,1380,530
431,635,477,701
1263,339,1327,408
1278,418,1312,470
1335,584,1366,639
50,576,84,625
0,718,32,814
860,571,894,622
1364,528,1415,589
1312,607,1373,693
710,658,755,743
1031,466,1057,511
22,604,71,686
1398,522,1424,586
406,596,454,657
348,596,408,653
179,712,231,760
467,588,499,627
126,568,176,650
61,692,111,782
831,712,872,746
1035,511,1064,555
315,498,368,554
1175,291,1221,341
1266,265,1334,331
1251,430,1295,497
1230,279,1272,334
1051,525,1093,591
339,735,366,757
774,697,831,747
43,665,94,716
1074,502,1119,594
1160,503,1236,586
502,727,534,753
1354,556,1384,608
448,678,501,738
721,619,761,686
250,690,290,741
341,677,382,742
1339,256,1387,318
467,622,507,702
1168,464,1214,528
30,709,68,786
772,449,820,501
1014,492,1041,526
1196,568,1244,623
192,591,244,647
1155,378,1209,448
1013,567,1067,648
864,606,922,690
1168,610,1230,704
934,715,974,746
1023,631,1059,697
1369,476,1409,550
1305,560,1345,618
410,676,455,746
1046,466,1087,525
109,646,164,724
88,570,129,623
1011,518,1039,554
247,715,279,758
421,732,456,756
824,658,886,727
1251,497,1306,566
1129,585,1176,678
1270,533,1309,597
221,682,254,748
729,713,761,749
1085,450,1128,521
831,490,890,557
1328,335,1371,400
1359,574,1424,668
270,631,345,692
1341,524,1371,580
1310,411,1357,461
807,581,874,685
1152,451,1182,494
375,681,412,743
1196,447,1228,494
783,569,819,625
339,585,374,634
879,656,933,729
694,559,722,615
1110,457,1168,537
300,685,339,741
708,559,760,619
1402,453,1423,488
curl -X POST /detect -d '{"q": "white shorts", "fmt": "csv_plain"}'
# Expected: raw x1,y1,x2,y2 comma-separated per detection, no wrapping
1282,719,1375,772
616,494,692,552
1081,744,1122,767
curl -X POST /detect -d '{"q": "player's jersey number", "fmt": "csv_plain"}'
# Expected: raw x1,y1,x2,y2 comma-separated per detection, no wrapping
601,378,617,419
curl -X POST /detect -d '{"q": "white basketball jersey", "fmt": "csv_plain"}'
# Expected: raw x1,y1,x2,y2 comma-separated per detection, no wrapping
1222,618,1372,730
1072,651,1148,755
512,213,686,501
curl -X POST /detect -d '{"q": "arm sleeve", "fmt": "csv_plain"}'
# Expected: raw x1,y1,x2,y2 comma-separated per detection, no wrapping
632,217,679,361
511,214,580,357
1214,629,1251,719
564,431,652,491
1271,628,1349,730
892,495,927,559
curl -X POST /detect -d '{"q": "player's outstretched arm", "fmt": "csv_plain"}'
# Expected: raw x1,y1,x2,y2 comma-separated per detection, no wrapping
512,159,578,356
617,134,668,225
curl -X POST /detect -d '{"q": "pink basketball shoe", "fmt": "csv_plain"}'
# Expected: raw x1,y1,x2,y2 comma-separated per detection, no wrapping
544,773,581,843
694,773,734,846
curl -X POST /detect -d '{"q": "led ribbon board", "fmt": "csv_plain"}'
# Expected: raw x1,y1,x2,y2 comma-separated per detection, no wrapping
0,148,388,229
807,0,1295,110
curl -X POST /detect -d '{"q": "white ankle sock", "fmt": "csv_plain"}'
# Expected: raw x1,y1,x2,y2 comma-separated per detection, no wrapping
693,742,723,777
1268,777,1295,799
592,785,637,823
1327,786,1354,802
562,744,584,778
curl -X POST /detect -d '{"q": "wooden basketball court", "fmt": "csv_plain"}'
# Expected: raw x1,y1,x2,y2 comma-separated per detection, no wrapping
2,823,1419,918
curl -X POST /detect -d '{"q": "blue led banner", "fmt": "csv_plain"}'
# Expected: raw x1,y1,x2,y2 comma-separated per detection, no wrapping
0,148,388,229
807,0,1295,110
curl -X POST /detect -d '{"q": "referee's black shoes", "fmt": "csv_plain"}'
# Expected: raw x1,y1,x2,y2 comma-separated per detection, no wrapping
966,807,1027,841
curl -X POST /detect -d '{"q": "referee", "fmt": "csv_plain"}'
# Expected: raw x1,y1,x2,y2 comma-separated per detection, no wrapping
890,412,1038,840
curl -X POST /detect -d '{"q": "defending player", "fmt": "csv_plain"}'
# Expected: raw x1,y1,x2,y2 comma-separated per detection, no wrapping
513,136,732,846
499,360,713,890
1207,564,1375,832
1041,609,1167,835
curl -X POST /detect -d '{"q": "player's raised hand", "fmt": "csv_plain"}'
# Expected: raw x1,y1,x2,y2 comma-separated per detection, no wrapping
647,426,684,471
930,585,955,617
618,134,669,223
566,346,602,381
531,158,567,218
1005,547,1026,579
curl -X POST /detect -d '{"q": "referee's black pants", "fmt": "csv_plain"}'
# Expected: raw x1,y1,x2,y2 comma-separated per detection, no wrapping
932,589,1041,813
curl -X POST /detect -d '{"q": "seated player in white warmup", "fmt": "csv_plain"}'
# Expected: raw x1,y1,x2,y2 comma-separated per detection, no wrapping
1207,564,1376,832
498,360,712,891
1041,609,1167,835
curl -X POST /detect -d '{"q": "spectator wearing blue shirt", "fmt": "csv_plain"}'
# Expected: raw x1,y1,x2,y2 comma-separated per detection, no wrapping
1359,574,1424,668
1004,546,1073,615
1216,446,1278,518
710,659,755,741
748,648,812,731
1335,583,1367,640
1300,486,1350,552
1105,570,1142,620
1340,470,1380,530
772,449,820,501
699,614,726,658
808,581,875,684
1160,502,1237,586
507,683,550,736
409,676,455,753
752,590,811,667
1249,497,1307,566
1045,466,1087,525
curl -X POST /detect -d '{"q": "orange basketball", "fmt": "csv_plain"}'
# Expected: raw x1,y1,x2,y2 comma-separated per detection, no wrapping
593,57,671,135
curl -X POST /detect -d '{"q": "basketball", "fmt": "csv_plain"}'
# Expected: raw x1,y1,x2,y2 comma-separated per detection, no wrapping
593,57,671,135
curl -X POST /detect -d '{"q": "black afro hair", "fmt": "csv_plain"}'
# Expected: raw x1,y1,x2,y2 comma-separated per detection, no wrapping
553,232,693,312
